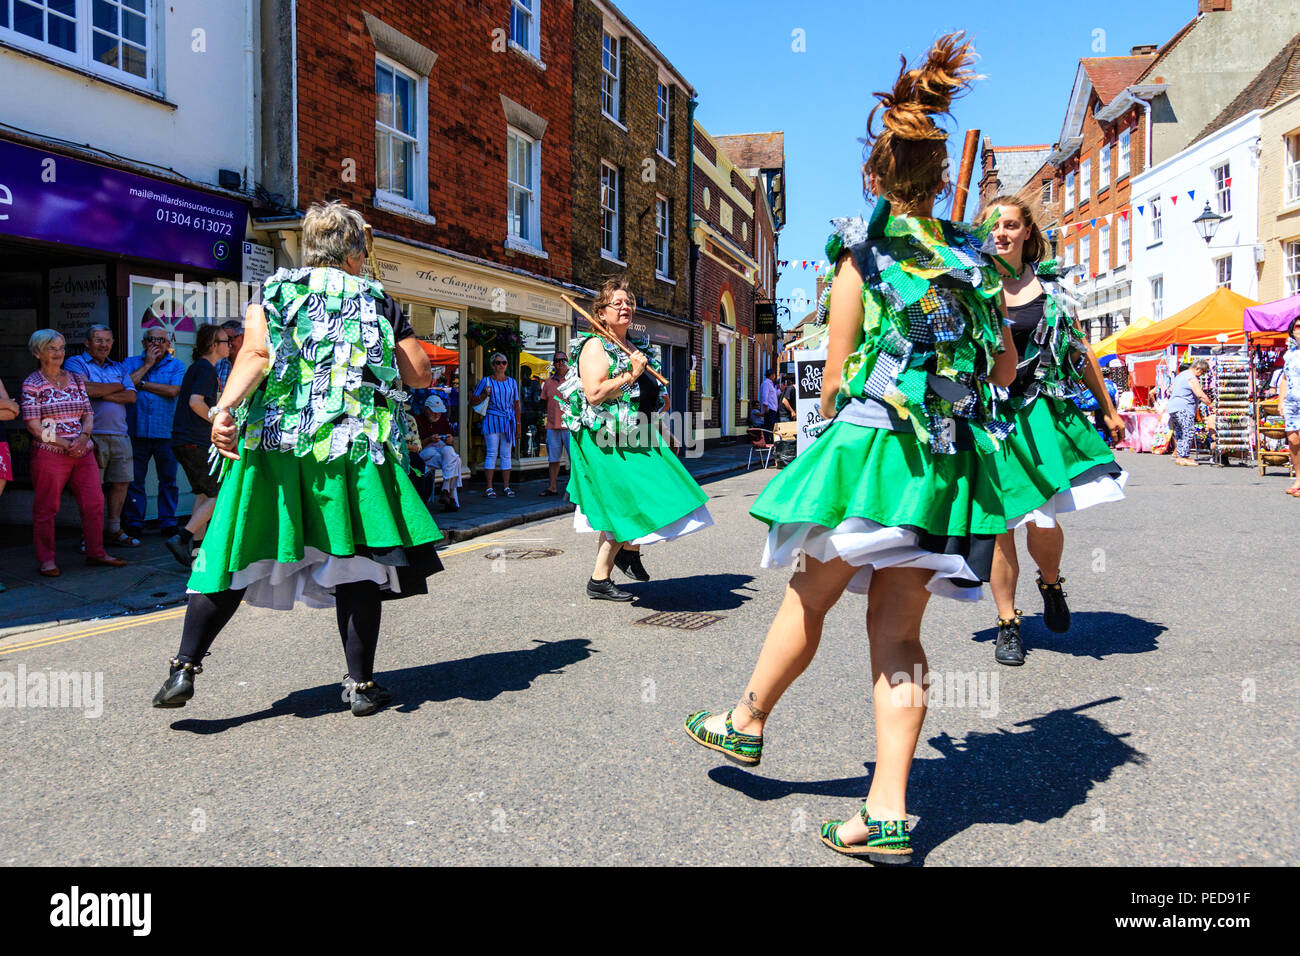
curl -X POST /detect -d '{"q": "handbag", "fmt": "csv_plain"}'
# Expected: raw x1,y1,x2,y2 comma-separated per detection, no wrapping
472,379,491,416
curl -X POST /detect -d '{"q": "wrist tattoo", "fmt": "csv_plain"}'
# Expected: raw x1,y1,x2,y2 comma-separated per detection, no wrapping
741,692,768,722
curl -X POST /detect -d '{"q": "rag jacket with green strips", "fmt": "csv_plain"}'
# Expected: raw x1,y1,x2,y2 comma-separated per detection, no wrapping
235,266,410,469
997,260,1092,416
823,201,1011,454
561,332,665,438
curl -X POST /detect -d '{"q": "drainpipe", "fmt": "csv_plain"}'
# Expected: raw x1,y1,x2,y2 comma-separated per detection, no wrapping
244,0,256,194
1140,95,1153,172
687,96,699,403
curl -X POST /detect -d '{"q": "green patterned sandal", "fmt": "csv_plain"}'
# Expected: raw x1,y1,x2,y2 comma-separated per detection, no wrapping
684,710,763,766
820,804,913,864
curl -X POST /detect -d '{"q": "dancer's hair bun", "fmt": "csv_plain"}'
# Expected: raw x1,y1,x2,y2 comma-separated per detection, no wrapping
863,32,982,210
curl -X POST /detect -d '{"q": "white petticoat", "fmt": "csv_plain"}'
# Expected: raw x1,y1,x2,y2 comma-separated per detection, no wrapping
1007,470,1128,530
762,517,985,603
187,546,403,610
573,503,714,546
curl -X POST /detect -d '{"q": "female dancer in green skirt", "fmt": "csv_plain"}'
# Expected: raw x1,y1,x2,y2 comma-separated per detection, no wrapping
685,33,1018,862
979,196,1126,666
150,202,443,716
564,277,711,601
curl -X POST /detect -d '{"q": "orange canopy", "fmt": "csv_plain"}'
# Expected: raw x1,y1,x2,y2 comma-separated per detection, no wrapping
418,341,459,366
1117,288,1258,354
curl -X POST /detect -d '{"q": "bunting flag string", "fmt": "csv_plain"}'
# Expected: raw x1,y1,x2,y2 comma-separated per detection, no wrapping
1171,194,1178,205
1188,189,1195,201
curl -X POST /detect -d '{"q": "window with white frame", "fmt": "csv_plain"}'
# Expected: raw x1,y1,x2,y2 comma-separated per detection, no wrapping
1215,255,1232,289
656,82,672,158
1287,134,1300,205
1080,158,1091,203
506,128,540,248
509,0,538,57
1081,233,1091,275
1064,171,1075,212
1120,214,1131,263
1099,146,1111,191
1063,241,1074,268
600,161,621,259
601,31,621,122
1118,129,1131,179
375,57,423,207
655,195,671,277
1214,162,1231,215
1099,222,1110,272
1,0,155,86
1151,275,1164,322
1286,241,1300,296
1150,196,1162,243
1041,180,1053,204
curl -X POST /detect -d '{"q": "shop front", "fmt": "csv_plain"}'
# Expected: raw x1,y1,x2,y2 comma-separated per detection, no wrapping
0,137,248,522
368,240,571,475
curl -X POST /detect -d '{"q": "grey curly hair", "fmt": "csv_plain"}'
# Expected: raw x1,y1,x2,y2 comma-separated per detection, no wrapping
301,200,368,268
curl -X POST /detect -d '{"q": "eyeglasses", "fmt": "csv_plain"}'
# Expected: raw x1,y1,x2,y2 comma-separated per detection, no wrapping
216,338,231,344
492,360,507,365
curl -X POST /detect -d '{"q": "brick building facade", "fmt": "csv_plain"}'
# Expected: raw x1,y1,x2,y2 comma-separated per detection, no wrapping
692,121,760,440
569,0,694,417
259,0,577,471
1047,54,1155,341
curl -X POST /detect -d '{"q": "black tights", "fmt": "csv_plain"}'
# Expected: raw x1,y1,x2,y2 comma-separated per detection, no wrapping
175,580,384,682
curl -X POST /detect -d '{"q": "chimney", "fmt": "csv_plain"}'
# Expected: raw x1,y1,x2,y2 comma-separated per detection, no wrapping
1130,44,1158,55
1197,0,1231,12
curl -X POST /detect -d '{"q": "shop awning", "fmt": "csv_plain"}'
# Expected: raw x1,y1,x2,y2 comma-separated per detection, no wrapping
418,341,459,366
1092,317,1154,358
1243,293,1300,334
1116,288,1258,354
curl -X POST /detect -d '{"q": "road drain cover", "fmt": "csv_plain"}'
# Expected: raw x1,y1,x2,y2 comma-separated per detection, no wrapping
483,547,563,560
635,611,724,630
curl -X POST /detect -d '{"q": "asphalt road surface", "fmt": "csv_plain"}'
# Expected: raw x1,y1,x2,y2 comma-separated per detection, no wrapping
1,453,1294,865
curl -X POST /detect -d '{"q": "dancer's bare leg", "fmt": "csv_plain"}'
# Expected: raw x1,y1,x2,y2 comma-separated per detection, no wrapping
832,566,932,840
703,554,860,737
990,530,1020,620
1026,523,1064,583
592,534,622,580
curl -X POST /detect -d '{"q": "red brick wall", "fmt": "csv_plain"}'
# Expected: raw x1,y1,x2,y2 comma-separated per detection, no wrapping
1055,97,1146,274
295,0,573,281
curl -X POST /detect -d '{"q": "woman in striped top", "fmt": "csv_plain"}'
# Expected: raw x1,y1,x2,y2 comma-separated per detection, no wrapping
473,352,521,497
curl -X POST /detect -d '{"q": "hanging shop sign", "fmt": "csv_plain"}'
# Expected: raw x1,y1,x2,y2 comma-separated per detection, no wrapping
370,247,567,323
0,139,246,274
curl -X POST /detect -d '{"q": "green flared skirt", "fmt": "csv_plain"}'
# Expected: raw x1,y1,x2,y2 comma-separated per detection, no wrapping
188,440,444,609
995,397,1127,530
568,427,711,544
750,421,1006,601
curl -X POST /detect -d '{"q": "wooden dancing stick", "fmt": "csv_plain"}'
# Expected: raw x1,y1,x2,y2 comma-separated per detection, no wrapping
562,293,669,386
951,128,980,223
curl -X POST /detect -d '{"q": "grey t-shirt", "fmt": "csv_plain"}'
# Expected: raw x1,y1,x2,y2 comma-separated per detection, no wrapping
1165,370,1199,414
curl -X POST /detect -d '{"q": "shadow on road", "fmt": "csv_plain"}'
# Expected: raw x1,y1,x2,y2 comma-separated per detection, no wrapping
971,610,1165,660
707,697,1144,864
624,572,758,612
168,638,595,734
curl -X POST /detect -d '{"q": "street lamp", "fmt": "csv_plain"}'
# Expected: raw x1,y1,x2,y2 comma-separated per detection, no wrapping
1192,201,1225,244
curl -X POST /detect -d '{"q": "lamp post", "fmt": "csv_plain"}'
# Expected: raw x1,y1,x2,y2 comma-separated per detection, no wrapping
1193,201,1225,245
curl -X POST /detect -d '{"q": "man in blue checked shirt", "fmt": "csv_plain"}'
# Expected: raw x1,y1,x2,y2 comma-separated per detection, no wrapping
122,328,186,538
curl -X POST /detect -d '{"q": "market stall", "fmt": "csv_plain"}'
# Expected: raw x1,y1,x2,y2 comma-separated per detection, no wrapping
1244,294,1298,478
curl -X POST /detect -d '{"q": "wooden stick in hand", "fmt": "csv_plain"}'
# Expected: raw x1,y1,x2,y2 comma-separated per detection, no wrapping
562,293,669,386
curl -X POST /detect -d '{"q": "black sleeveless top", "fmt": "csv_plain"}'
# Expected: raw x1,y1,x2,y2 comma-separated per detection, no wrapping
1005,293,1046,399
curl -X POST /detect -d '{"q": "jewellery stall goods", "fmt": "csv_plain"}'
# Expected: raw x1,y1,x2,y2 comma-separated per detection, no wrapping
1211,354,1250,466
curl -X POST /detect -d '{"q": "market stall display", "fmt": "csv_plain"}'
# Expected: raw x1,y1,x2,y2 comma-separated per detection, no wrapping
1256,398,1294,477
1211,355,1250,466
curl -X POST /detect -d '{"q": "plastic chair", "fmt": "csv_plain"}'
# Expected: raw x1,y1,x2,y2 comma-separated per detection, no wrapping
747,428,775,470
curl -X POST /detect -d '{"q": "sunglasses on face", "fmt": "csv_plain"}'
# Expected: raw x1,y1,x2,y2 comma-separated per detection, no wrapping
493,361,506,366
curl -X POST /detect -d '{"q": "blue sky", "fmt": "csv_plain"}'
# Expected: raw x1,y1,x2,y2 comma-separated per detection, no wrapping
613,0,1195,325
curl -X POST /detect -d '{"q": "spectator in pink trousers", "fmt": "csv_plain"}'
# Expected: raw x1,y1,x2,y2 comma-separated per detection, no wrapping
21,329,127,577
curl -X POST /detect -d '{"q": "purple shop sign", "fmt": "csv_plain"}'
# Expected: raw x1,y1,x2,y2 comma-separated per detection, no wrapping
0,138,246,275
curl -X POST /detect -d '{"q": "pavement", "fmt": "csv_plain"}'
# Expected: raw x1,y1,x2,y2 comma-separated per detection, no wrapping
0,450,1295,866
0,443,756,640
